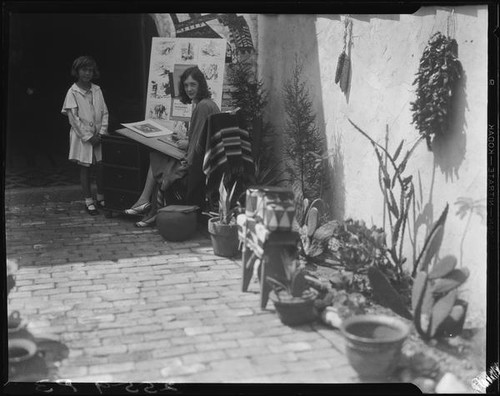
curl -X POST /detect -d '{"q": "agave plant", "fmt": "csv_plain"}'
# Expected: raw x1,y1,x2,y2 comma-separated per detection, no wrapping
368,204,469,339
205,175,239,225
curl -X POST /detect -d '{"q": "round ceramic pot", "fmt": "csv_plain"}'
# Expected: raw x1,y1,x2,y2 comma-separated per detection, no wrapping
340,314,410,380
9,338,37,364
207,218,239,257
270,291,318,326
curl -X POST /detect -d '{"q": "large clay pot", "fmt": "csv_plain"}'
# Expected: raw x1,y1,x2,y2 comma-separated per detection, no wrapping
207,217,239,257
340,314,410,381
270,291,318,326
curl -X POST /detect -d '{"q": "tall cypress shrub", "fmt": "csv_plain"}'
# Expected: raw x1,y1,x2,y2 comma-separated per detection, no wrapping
283,59,325,201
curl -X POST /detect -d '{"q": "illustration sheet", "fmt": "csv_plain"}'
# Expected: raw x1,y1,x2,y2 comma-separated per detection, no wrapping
121,119,173,137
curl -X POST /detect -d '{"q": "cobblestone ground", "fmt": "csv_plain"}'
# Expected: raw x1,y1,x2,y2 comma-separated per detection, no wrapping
6,199,358,383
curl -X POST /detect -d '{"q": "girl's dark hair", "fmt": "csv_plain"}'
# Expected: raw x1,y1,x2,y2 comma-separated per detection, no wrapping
71,56,100,79
179,66,210,104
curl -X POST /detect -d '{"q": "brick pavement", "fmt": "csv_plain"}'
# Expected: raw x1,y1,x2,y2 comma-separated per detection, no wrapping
6,197,358,383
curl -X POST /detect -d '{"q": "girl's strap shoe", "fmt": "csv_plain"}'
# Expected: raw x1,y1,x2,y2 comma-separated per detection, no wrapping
86,203,99,215
124,202,151,216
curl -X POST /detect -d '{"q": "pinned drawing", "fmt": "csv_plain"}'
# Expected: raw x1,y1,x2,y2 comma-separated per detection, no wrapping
181,42,195,61
150,79,171,99
201,64,219,81
201,40,221,57
156,41,176,56
153,62,172,78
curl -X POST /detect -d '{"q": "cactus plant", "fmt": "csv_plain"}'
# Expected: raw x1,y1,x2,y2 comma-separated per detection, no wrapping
297,198,327,258
368,204,469,339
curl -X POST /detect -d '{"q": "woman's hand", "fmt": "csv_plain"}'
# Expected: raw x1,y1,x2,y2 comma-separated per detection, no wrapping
176,139,189,150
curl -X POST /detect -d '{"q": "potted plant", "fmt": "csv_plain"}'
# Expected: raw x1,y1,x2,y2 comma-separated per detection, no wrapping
206,177,241,257
266,249,319,326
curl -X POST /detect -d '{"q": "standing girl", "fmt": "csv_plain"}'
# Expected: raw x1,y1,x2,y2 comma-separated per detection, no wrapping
61,56,109,215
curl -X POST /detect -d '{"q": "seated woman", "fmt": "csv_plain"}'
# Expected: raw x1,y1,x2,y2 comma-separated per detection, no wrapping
124,66,220,227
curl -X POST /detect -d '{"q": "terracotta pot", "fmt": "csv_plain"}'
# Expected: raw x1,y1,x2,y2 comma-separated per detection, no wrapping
207,218,239,257
340,314,410,380
270,291,318,326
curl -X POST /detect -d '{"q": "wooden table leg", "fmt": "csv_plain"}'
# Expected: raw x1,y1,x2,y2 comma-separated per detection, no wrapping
242,250,257,292
260,255,271,309
259,232,299,310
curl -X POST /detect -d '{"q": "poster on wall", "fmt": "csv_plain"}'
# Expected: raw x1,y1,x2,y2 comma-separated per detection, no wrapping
145,37,226,125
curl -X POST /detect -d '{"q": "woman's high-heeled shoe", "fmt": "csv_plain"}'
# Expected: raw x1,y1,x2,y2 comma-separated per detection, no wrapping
135,214,156,228
124,202,151,216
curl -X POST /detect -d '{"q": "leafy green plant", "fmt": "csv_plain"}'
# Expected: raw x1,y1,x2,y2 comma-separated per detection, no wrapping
368,204,470,339
410,32,463,151
253,157,289,187
228,59,279,185
205,175,239,225
327,218,413,301
296,197,325,257
349,119,424,280
266,249,318,302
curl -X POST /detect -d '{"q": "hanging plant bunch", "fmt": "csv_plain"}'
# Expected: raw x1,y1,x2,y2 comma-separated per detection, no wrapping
410,32,463,151
335,17,352,95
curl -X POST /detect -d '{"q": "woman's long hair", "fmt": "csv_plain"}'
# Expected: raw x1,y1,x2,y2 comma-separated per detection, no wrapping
179,66,210,104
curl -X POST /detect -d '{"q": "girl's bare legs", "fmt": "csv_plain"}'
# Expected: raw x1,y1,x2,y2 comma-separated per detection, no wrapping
80,166,92,201
131,166,155,207
95,162,104,203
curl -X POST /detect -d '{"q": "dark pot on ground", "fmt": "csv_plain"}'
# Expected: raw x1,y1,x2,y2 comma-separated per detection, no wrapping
270,291,318,326
207,217,239,257
340,314,410,381
156,205,198,242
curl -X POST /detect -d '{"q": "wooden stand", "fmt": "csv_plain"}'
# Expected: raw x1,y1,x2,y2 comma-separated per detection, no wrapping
238,215,300,309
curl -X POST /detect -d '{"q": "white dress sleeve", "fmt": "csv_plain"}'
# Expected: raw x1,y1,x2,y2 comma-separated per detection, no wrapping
62,89,93,142
99,92,109,135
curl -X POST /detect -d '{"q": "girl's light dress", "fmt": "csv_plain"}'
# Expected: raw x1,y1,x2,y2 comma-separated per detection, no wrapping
61,83,108,166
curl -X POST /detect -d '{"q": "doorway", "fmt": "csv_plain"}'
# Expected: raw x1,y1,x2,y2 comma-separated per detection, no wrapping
6,13,158,187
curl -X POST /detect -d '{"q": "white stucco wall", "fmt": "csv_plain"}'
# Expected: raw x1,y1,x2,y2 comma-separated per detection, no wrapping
257,6,488,313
